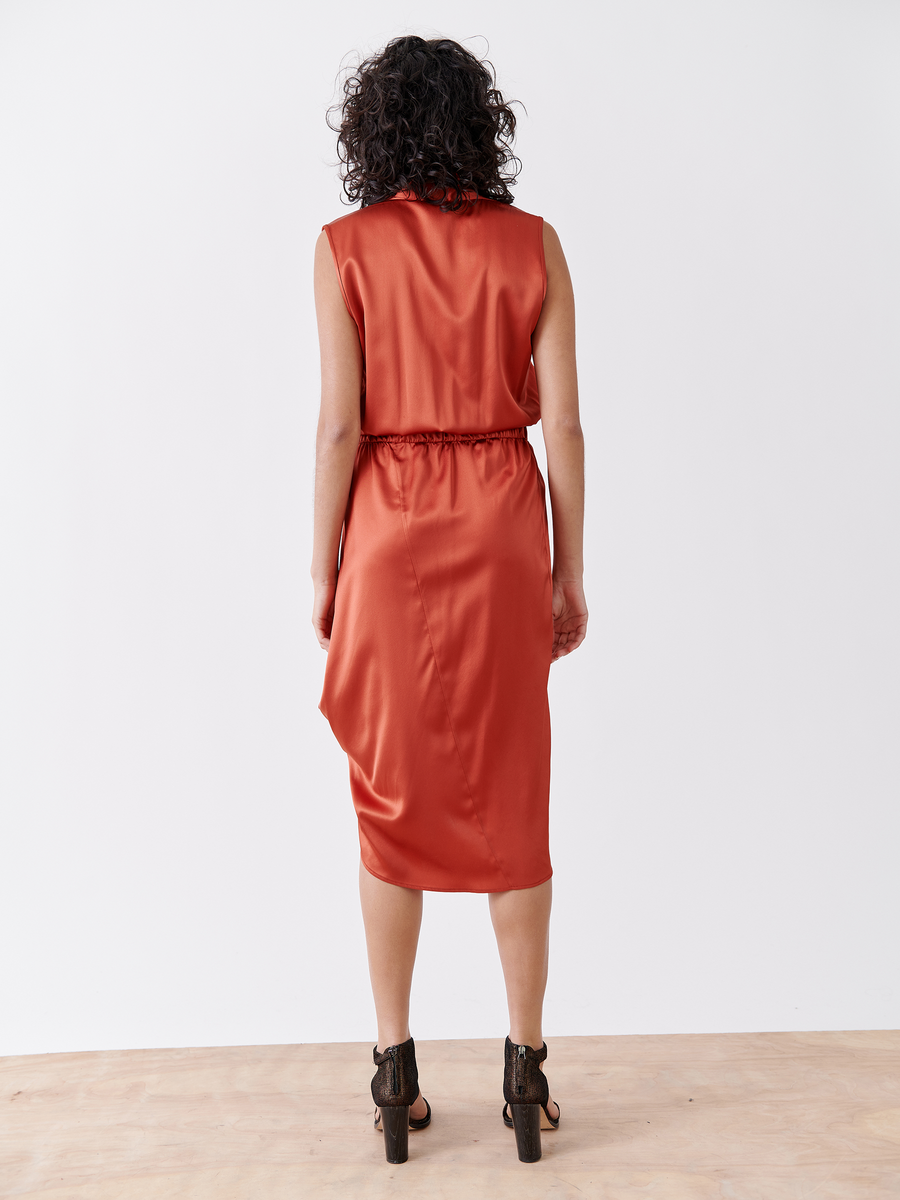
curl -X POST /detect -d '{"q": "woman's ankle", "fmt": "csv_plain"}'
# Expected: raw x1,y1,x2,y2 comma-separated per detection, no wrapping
508,1029,544,1049
376,1029,412,1053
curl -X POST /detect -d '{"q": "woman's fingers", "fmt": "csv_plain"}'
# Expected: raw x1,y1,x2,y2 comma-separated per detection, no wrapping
551,579,588,661
551,620,587,661
311,610,332,651
312,620,331,651
312,581,337,651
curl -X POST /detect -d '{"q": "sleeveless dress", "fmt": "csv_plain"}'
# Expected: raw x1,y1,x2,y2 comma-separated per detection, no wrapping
319,189,553,892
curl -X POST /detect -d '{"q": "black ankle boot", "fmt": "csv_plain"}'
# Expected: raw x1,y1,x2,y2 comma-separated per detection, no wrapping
371,1036,430,1163
501,1036,561,1162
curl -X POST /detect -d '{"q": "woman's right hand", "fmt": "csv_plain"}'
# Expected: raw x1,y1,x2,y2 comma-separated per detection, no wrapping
551,577,588,663
312,577,338,652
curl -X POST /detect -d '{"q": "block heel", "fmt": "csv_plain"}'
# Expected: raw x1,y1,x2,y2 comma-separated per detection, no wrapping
510,1102,542,1162
380,1104,410,1163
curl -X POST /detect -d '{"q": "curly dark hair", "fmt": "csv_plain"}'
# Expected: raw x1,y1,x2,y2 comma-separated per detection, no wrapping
328,35,522,212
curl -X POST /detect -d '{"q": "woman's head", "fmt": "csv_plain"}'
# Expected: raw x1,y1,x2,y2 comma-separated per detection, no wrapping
329,35,521,211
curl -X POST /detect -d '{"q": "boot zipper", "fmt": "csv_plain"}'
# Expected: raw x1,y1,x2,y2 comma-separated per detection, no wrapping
390,1046,398,1096
517,1043,526,1096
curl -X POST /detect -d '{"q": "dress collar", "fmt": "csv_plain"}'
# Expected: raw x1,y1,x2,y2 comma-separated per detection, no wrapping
388,187,479,202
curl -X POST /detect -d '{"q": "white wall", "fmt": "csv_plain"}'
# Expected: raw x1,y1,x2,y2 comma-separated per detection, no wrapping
1,0,897,1056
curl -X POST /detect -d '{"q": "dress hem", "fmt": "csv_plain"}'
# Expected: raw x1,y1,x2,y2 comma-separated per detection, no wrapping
360,859,553,894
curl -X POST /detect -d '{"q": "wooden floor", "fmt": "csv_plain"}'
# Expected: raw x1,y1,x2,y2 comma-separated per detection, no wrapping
2,1031,899,1198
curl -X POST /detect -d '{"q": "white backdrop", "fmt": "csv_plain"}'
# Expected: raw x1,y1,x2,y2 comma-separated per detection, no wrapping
1,0,898,1056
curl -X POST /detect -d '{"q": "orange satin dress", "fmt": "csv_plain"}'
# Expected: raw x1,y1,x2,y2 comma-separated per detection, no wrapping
319,190,553,892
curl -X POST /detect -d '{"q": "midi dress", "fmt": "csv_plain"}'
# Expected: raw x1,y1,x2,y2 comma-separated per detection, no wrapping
319,188,553,892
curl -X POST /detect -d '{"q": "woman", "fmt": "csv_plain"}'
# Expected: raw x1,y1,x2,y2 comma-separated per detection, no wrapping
311,35,587,1164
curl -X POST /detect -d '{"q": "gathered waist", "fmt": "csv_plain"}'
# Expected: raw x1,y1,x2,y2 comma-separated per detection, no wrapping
360,427,528,445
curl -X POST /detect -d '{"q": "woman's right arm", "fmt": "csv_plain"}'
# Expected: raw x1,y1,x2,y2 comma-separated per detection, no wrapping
532,221,588,662
311,230,363,651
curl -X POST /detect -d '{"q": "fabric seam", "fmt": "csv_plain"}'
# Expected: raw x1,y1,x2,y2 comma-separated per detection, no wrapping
387,445,513,890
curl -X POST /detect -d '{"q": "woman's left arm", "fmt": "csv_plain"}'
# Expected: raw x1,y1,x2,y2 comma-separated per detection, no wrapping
311,230,363,651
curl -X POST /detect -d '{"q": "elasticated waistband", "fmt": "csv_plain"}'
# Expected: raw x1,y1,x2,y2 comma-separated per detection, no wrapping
360,427,528,445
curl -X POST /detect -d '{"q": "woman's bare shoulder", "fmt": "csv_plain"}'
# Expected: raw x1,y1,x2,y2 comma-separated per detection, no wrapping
540,220,573,296
541,219,566,261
